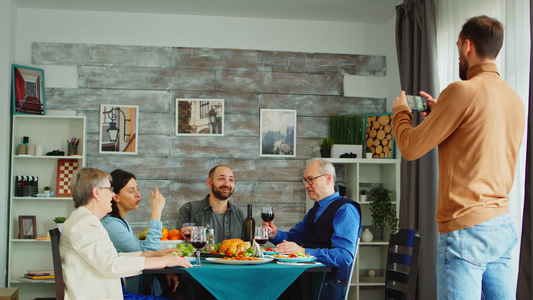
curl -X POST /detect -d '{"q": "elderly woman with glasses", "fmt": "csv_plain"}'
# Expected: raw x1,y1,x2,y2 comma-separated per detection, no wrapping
60,168,192,299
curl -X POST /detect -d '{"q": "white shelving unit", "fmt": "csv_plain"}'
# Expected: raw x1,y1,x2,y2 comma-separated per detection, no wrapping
8,115,86,300
306,158,400,300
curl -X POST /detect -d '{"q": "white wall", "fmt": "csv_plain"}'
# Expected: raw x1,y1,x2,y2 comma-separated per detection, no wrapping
1,0,17,287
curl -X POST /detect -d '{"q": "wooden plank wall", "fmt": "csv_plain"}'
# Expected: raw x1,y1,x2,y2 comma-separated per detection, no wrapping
33,42,387,232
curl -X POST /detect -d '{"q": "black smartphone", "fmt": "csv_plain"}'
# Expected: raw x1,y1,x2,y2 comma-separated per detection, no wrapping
406,95,430,113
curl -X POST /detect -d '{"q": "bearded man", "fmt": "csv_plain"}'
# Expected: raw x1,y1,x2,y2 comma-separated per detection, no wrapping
177,165,245,243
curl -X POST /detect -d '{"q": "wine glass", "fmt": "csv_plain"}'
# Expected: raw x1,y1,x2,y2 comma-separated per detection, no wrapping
182,222,195,242
261,206,274,223
191,226,206,266
254,227,269,258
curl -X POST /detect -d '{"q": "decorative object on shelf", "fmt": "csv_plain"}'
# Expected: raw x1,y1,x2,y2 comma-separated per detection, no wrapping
35,145,43,156
19,215,37,239
44,186,51,196
12,64,45,115
67,138,81,156
364,113,395,159
260,109,297,157
56,159,78,197
368,187,399,233
318,137,334,158
99,104,139,154
361,228,374,242
330,115,364,158
53,217,67,232
15,175,38,197
335,184,346,197
365,147,374,159
46,149,65,156
339,152,357,158
360,189,367,202
368,269,376,282
176,98,225,136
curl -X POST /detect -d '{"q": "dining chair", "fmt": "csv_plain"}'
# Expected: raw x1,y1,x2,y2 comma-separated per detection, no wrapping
385,229,421,300
343,237,361,300
49,228,65,300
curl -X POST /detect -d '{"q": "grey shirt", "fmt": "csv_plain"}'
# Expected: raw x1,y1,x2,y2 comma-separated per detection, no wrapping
177,195,246,244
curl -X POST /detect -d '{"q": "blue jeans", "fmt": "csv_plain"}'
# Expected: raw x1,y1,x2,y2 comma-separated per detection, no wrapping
437,213,518,300
319,279,346,300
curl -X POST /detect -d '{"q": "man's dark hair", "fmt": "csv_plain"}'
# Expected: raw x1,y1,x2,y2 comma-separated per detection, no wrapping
460,15,504,59
208,165,233,180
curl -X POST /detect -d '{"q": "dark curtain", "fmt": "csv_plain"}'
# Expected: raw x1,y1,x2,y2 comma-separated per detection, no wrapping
395,0,439,299
516,1,533,298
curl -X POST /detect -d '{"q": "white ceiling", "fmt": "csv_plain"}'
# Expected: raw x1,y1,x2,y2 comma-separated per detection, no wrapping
14,0,402,24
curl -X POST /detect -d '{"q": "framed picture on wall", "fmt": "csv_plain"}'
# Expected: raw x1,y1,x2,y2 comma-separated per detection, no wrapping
176,98,224,136
364,113,395,159
12,64,45,115
19,215,37,239
260,109,297,157
99,105,139,154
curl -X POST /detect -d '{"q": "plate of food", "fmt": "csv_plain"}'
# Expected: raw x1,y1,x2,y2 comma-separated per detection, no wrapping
263,247,281,255
269,253,317,263
206,257,273,265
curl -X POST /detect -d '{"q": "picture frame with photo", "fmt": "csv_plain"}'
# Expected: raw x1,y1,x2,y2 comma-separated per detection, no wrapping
260,109,297,157
176,98,224,136
12,64,45,115
19,215,37,239
99,105,139,154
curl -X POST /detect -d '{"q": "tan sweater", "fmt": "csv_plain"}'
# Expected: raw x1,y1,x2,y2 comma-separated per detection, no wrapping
392,62,525,234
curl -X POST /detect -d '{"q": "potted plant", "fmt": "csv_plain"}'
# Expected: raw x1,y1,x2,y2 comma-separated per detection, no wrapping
43,186,51,196
330,115,364,158
53,217,67,232
367,187,398,233
365,147,374,159
318,137,334,158
360,189,367,202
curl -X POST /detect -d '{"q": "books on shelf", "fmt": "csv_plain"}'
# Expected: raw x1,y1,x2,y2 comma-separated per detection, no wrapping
24,270,55,280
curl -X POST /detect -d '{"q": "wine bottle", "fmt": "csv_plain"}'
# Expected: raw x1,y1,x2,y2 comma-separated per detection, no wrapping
243,204,255,243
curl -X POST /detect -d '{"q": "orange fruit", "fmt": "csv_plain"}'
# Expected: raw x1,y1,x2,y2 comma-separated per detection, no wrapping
168,229,180,239
169,236,180,240
161,227,168,240
160,237,169,240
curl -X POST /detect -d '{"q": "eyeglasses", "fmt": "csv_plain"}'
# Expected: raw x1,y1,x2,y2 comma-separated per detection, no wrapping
98,186,114,192
301,174,327,185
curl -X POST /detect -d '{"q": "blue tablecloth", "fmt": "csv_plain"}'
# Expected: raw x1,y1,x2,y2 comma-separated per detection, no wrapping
185,260,325,300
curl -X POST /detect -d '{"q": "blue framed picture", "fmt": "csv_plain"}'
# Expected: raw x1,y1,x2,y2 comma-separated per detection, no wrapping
12,64,45,115
364,113,394,159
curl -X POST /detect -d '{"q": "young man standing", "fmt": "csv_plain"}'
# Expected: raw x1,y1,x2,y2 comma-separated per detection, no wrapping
392,15,525,299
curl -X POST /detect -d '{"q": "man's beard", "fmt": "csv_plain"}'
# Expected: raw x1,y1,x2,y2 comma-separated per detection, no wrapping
212,185,233,200
459,52,469,80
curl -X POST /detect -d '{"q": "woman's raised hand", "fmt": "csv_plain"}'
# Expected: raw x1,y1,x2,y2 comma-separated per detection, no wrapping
150,187,166,221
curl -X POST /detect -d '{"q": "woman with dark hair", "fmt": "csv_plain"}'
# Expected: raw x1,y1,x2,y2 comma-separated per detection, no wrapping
101,169,176,297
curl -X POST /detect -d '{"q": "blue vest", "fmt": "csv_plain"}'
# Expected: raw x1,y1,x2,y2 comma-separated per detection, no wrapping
304,197,361,282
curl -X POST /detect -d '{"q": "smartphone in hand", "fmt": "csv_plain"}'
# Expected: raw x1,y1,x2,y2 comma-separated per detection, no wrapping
406,95,430,113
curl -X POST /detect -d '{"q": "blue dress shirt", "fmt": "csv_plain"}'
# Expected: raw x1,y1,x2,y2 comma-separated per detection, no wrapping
271,192,360,269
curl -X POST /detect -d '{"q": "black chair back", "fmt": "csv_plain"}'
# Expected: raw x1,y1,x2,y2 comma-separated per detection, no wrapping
385,229,421,300
49,228,65,300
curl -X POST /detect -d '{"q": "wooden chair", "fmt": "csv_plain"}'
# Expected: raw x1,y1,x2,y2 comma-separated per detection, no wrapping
49,228,65,300
385,229,421,300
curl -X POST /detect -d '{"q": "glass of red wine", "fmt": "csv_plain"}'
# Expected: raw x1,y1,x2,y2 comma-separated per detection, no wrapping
182,222,195,241
254,227,269,258
191,226,206,266
261,206,274,223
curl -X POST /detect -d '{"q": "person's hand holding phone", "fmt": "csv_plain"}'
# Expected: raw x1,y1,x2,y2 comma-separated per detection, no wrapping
419,91,437,117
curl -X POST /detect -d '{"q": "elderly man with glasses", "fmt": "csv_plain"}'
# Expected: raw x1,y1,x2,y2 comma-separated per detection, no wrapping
264,159,361,300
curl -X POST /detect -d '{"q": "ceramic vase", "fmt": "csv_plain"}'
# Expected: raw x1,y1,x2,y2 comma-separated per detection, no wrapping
55,223,63,232
361,228,373,242
360,195,367,202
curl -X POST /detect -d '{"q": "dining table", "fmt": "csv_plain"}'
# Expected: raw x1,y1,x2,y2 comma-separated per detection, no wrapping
142,257,331,300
